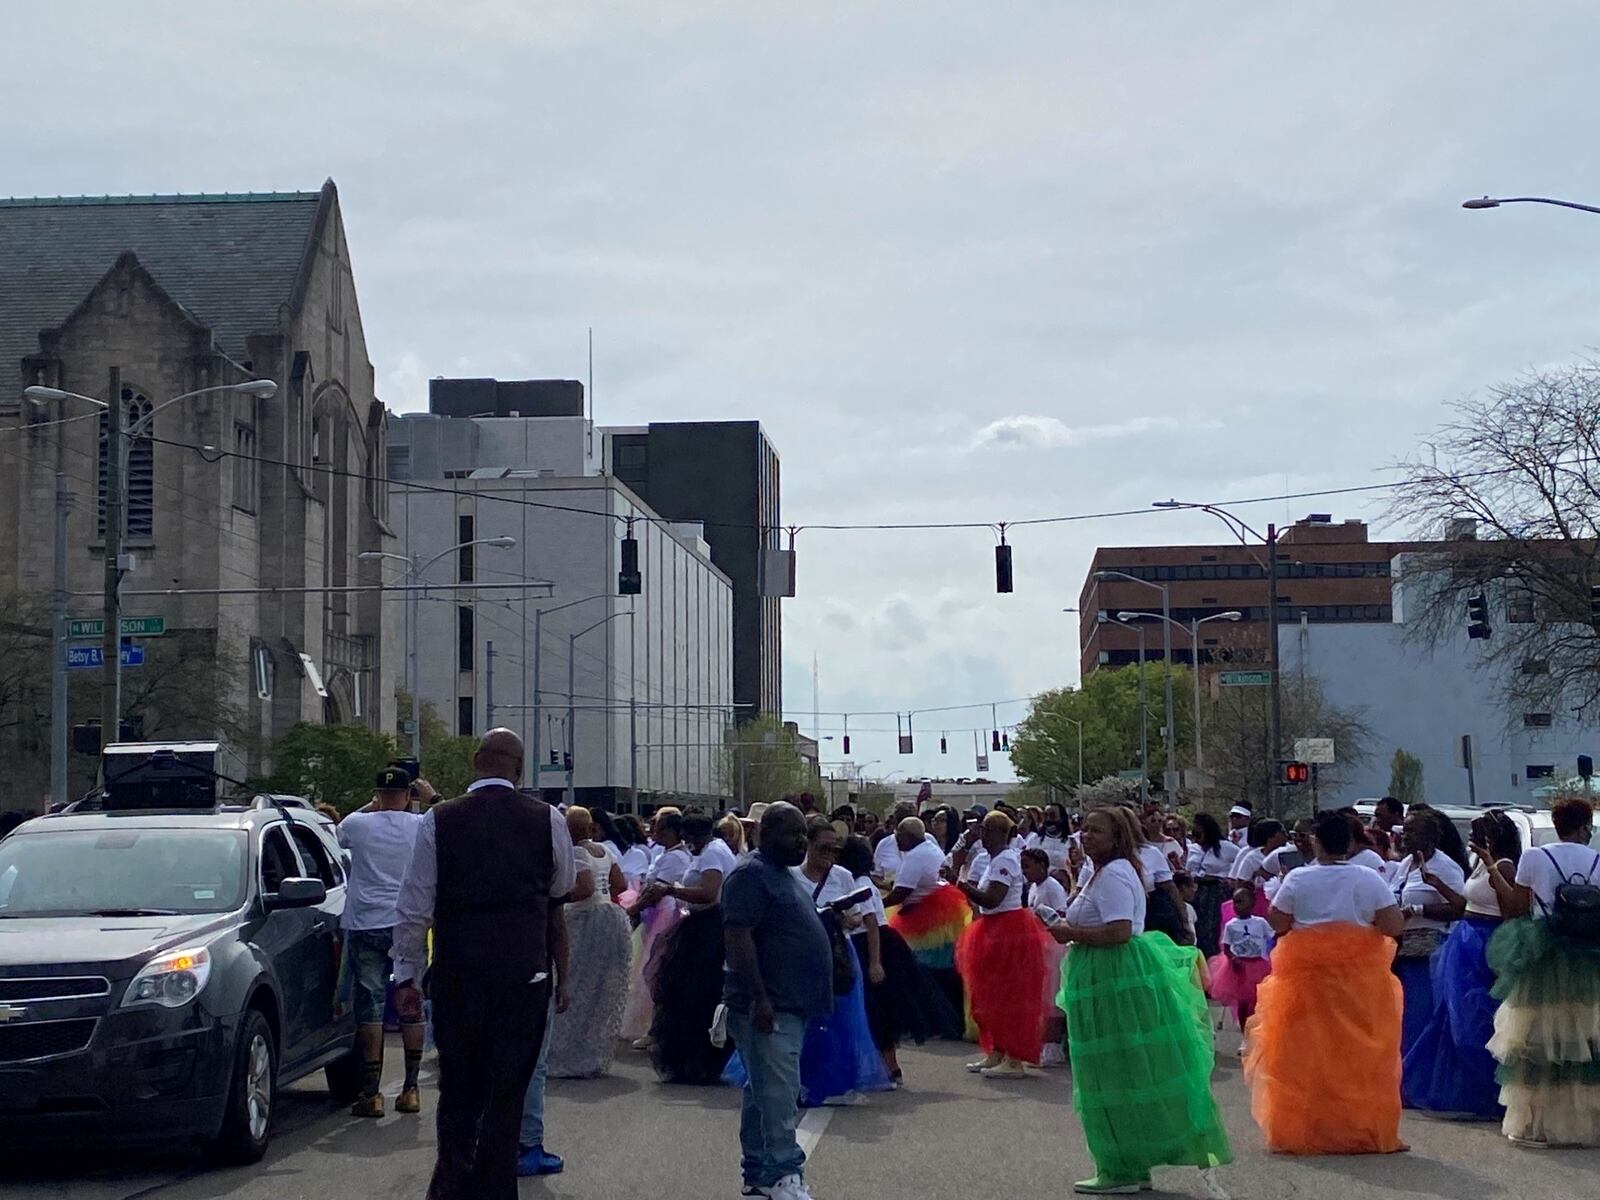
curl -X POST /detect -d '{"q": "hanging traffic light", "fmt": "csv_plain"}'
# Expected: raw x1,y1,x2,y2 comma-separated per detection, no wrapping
991,729,1001,752
995,540,1013,593
1281,761,1311,786
940,734,948,754
1001,731,1010,752
619,525,642,595
1590,585,1600,625
842,734,851,755
549,749,559,767
1466,592,1491,640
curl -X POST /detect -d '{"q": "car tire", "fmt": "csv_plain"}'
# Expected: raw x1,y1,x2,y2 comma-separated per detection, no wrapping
209,1010,276,1164
323,1045,363,1106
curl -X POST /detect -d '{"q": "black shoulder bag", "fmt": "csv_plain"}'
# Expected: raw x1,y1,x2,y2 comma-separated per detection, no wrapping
813,876,857,995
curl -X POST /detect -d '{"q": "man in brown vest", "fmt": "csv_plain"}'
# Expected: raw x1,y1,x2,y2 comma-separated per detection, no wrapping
392,729,575,1200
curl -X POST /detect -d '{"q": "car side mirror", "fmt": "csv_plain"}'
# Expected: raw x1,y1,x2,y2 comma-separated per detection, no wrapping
267,876,327,910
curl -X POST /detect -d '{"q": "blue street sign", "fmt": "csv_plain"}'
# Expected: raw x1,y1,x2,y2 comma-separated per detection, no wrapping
67,643,145,670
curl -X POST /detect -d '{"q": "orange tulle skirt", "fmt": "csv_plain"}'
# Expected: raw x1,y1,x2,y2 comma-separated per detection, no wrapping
1244,923,1404,1155
955,908,1051,1063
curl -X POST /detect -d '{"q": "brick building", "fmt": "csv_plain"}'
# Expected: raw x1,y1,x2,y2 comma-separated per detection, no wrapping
0,183,398,781
1078,514,1425,677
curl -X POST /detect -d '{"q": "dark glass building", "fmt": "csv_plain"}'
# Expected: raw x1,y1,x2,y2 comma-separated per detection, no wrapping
607,422,781,721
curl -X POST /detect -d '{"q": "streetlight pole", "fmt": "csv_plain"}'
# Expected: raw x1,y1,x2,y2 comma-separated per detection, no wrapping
568,610,634,807
1097,570,1173,794
1152,500,1284,807
1463,195,1600,216
360,535,517,761
1118,609,1242,798
50,473,73,806
525,593,614,800
27,377,278,750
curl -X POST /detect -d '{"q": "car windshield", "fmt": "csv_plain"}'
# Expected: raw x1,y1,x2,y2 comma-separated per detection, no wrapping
0,827,249,917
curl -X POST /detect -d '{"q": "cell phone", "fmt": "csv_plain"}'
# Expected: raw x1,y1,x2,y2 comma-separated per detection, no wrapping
828,887,874,912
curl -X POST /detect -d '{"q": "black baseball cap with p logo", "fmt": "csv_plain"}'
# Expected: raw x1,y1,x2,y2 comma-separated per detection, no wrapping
375,766,412,791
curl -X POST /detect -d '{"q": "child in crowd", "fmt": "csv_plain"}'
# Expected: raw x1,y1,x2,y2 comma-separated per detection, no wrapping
1207,882,1274,1053
1174,871,1199,944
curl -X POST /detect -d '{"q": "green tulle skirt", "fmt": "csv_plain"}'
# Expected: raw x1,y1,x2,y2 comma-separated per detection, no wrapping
1060,933,1233,1179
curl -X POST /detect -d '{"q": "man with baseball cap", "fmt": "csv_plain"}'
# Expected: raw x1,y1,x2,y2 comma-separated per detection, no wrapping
338,765,426,1117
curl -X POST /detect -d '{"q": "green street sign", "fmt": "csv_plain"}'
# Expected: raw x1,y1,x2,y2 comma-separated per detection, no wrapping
1220,670,1271,687
68,616,166,639
1116,768,1145,780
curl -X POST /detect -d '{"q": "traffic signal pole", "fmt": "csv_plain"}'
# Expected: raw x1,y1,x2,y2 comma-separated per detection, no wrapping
101,366,123,750
1267,522,1283,812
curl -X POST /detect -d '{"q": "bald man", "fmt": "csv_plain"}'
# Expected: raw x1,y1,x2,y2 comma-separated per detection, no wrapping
885,816,970,1036
392,729,576,1200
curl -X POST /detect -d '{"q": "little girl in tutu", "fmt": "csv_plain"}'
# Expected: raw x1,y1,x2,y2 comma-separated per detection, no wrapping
1208,883,1273,1052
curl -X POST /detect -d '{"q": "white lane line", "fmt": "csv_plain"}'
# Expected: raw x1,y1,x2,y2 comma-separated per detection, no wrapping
796,1107,834,1157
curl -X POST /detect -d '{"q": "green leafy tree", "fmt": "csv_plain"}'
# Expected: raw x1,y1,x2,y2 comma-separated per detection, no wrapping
397,693,477,799
1389,748,1425,808
256,722,399,814
724,716,821,808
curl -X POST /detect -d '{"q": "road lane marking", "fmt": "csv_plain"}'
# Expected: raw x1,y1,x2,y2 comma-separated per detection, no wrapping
797,1107,834,1157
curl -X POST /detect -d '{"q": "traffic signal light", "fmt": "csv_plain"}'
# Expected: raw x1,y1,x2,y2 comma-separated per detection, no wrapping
842,734,850,755
995,543,1014,593
1581,755,1594,781
1281,761,1310,786
991,729,1002,752
939,735,947,754
1466,593,1491,640
549,749,559,767
619,530,641,595
1591,585,1600,625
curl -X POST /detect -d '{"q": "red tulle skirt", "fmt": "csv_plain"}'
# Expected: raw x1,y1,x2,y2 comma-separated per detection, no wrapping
1206,953,1271,1009
954,908,1052,1063
889,883,972,970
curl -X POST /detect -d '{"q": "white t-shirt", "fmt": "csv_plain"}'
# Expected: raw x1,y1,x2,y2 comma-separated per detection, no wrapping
574,842,618,903
1023,831,1042,850
1157,839,1185,870
1271,862,1397,928
335,809,422,931
1222,914,1274,959
1228,824,1250,847
873,835,902,879
615,844,652,889
895,840,946,904
1231,846,1268,883
795,862,857,908
685,838,738,888
1137,843,1173,891
1390,851,1468,933
1187,842,1239,878
1065,858,1146,934
1517,842,1600,916
977,847,1026,914
646,844,692,887
1027,874,1070,918
851,873,888,924
1349,848,1388,874
1037,835,1071,872
963,844,990,885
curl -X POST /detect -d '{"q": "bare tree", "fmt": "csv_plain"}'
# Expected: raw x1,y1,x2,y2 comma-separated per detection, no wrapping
1389,360,1600,719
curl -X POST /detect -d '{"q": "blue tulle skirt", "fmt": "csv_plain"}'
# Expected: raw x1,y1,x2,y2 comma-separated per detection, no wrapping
724,939,891,1106
1395,953,1435,1059
1401,916,1504,1118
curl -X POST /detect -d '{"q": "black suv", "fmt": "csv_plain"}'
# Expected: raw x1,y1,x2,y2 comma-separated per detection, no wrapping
0,799,360,1161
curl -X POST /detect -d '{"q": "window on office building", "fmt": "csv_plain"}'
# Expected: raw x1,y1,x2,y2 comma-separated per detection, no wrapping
1524,712,1554,729
458,606,474,672
458,514,475,582
458,696,474,737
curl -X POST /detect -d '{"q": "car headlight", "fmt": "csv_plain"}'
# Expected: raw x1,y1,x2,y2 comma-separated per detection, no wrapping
122,946,212,1008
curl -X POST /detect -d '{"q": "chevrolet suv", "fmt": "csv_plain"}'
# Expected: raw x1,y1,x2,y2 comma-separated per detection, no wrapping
0,799,360,1162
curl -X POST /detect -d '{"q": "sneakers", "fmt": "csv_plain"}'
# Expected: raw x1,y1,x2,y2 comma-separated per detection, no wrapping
1073,1176,1143,1195
965,1051,1004,1073
979,1057,1029,1079
769,1175,815,1200
516,1145,565,1177
350,1093,384,1119
631,1035,656,1051
395,1087,421,1115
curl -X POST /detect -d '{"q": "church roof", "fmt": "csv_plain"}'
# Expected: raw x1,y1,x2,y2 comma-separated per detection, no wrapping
0,186,331,382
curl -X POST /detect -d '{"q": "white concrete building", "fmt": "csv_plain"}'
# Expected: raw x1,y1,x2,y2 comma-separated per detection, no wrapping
388,384,734,809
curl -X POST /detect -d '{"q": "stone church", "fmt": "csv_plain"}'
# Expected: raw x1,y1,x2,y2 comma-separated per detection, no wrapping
0,181,398,783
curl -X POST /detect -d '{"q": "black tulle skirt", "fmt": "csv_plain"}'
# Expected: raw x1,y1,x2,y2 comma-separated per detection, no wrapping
649,906,733,1085
852,926,955,1051
1193,878,1225,958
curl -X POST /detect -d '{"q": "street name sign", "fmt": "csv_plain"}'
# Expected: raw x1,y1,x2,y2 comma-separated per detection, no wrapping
68,616,166,638
1219,670,1271,687
67,644,145,669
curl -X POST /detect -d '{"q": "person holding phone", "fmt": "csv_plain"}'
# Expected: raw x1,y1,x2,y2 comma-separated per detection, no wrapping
1402,809,1521,1118
955,811,1054,1077
1390,807,1468,1059
1185,812,1238,958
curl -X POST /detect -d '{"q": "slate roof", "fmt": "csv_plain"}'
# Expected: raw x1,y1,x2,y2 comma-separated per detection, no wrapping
0,187,329,382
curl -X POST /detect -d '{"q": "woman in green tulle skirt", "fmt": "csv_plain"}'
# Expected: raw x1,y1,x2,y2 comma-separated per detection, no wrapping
1050,808,1231,1195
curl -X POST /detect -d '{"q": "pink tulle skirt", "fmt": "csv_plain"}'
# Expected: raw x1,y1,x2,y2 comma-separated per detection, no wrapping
620,898,684,1040
1207,953,1271,1009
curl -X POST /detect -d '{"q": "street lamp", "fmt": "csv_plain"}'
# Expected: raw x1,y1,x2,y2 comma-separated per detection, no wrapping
1462,195,1600,216
1117,609,1241,796
1153,499,1283,803
1096,570,1175,795
360,536,517,760
1103,614,1149,801
27,376,277,759
567,610,635,807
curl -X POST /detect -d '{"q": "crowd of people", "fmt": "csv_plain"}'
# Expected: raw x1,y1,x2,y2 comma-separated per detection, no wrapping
309,742,1600,1200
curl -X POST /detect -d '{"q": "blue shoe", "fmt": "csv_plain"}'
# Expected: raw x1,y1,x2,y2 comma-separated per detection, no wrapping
516,1145,564,1177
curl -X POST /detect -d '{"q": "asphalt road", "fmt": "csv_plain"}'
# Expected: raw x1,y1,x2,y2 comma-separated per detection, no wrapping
5,1026,1599,1200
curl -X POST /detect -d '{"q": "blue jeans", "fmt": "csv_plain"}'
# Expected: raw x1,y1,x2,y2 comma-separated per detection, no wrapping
518,992,557,1148
729,1009,807,1189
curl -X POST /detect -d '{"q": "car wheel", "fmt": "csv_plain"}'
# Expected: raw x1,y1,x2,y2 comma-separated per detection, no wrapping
209,1010,275,1164
324,1045,363,1106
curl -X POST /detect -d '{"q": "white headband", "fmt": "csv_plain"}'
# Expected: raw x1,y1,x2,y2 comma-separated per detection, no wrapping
1229,805,1252,818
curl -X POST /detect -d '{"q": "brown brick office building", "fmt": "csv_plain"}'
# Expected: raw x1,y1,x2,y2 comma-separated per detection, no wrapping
1077,514,1426,678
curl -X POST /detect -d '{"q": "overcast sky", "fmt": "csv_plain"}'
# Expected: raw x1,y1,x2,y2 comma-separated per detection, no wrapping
9,2,1600,782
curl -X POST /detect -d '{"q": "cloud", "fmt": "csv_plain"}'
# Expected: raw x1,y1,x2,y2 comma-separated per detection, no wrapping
971,414,1208,451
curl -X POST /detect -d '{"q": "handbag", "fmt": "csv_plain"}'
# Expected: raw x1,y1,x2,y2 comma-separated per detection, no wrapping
812,876,857,995
1396,927,1444,958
